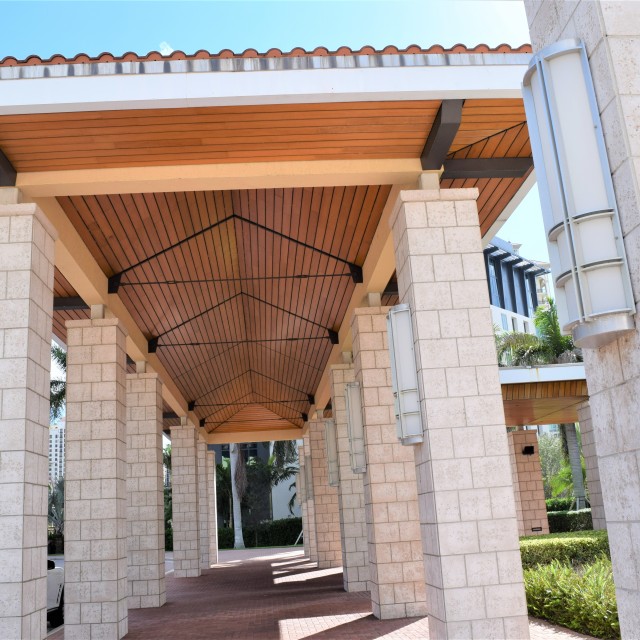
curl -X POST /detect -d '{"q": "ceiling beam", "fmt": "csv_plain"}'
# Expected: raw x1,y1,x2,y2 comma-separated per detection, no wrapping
0,149,17,187
53,296,89,311
420,100,464,170
441,157,533,180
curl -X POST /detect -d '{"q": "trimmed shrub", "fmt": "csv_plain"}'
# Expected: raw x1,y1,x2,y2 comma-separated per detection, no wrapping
524,556,619,639
218,517,302,549
520,530,609,570
165,526,173,551
548,508,593,533
546,497,574,512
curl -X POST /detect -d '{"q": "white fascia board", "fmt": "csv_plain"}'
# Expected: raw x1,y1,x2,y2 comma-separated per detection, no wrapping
0,63,527,115
499,363,586,384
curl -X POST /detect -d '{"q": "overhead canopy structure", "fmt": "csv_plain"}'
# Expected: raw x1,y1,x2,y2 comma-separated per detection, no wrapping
0,43,557,442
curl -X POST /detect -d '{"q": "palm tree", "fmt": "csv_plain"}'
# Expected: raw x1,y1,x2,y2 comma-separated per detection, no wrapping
50,344,66,422
48,476,64,535
495,299,587,509
230,443,246,549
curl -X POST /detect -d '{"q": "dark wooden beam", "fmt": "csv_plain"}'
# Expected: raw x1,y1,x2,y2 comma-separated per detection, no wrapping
441,157,533,180
420,100,464,170
53,296,89,311
0,149,17,187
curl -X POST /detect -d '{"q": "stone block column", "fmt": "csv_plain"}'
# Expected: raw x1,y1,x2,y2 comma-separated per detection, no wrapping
297,446,311,559
206,450,219,565
507,431,549,537
125,370,166,609
329,364,369,592
65,314,129,640
0,193,56,640
301,436,318,563
577,402,606,530
525,4,640,634
308,420,342,568
391,186,529,639
197,437,210,571
351,307,427,620
170,420,201,578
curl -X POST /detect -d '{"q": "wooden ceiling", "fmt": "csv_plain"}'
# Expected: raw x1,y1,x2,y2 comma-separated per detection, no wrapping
502,380,589,426
57,185,390,433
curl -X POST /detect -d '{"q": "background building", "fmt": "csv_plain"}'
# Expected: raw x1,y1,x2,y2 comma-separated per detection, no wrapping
48,422,65,484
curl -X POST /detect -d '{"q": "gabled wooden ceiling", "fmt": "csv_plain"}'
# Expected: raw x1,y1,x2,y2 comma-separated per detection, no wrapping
57,185,390,432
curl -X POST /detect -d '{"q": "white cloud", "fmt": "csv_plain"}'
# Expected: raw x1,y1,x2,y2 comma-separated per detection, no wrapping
159,41,174,56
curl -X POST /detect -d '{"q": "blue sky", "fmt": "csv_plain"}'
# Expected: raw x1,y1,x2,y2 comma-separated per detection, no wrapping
1,0,548,261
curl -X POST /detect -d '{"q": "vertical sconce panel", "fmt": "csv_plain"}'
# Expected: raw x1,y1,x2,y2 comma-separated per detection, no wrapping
325,419,340,487
523,39,635,348
305,455,313,500
345,382,366,473
387,303,424,445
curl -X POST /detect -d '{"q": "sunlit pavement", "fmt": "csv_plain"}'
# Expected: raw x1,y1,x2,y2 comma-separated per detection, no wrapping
48,547,595,639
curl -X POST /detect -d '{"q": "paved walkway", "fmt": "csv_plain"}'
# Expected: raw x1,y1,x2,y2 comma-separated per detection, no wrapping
50,547,595,639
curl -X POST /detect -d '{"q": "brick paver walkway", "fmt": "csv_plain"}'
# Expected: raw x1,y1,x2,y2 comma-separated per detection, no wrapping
49,547,595,639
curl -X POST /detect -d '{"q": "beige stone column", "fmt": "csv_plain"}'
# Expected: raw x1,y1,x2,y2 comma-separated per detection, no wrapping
351,308,427,620
525,4,640,634
507,431,549,537
0,192,56,640
170,420,201,578
125,369,166,609
65,313,129,640
301,435,318,563
297,448,311,558
308,420,342,568
391,186,529,639
197,437,210,570
577,402,606,530
329,364,369,592
206,450,219,564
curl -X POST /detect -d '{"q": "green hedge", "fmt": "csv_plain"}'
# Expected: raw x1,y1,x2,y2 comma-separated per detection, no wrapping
548,508,593,533
524,556,619,639
546,497,574,512
218,517,302,549
520,530,609,570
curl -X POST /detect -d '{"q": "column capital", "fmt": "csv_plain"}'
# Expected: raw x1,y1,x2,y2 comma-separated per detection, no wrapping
0,193,59,240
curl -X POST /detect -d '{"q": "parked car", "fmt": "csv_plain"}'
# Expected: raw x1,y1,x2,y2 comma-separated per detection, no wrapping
47,560,64,627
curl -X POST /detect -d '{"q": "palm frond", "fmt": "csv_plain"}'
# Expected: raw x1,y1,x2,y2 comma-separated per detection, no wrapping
495,331,553,367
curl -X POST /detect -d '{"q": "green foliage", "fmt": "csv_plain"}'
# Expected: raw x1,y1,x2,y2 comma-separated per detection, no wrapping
217,517,302,549
50,344,67,423
538,434,565,499
520,530,609,570
164,486,173,551
547,508,593,533
524,556,619,639
546,497,575,511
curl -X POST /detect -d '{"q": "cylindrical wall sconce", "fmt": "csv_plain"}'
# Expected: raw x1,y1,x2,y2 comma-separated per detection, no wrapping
298,465,306,503
324,419,340,487
387,303,424,445
523,39,635,348
345,381,366,473
304,455,313,500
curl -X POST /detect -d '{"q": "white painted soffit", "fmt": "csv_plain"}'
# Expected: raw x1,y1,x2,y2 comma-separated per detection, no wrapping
0,52,530,115
499,363,586,384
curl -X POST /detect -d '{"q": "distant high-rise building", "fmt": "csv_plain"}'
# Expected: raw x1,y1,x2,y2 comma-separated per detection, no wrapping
49,422,65,484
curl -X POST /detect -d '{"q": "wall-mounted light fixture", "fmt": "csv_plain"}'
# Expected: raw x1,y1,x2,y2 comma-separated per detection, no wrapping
325,419,340,487
523,39,635,348
345,382,366,473
387,303,424,445
522,445,535,456
305,455,314,500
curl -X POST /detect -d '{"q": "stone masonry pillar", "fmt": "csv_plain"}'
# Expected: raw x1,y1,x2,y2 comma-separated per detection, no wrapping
301,435,318,563
329,364,369,592
170,420,201,578
391,185,529,639
65,312,129,639
125,369,166,609
197,437,210,570
507,431,549,537
577,402,606,530
308,419,342,568
525,3,640,634
297,447,311,558
0,191,56,640
351,307,427,619
206,450,219,564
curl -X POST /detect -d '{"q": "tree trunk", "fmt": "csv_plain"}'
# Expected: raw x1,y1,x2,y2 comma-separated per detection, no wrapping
562,423,587,509
230,444,245,549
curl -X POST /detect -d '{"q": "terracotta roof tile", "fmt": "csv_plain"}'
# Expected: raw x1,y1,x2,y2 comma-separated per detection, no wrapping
0,43,532,67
